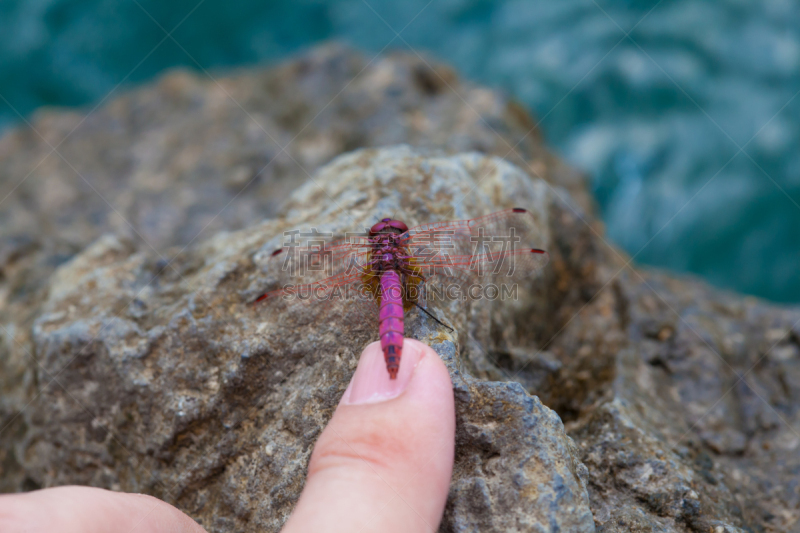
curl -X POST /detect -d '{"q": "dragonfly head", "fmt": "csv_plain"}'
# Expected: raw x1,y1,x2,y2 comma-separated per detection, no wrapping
369,218,408,236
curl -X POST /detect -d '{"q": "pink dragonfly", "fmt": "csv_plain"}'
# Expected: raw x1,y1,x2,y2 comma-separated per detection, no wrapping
255,208,549,379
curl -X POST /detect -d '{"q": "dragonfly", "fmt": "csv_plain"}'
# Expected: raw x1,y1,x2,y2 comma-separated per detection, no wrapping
255,208,549,379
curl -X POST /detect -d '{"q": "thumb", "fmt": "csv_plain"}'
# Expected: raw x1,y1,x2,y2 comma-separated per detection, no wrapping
282,339,456,533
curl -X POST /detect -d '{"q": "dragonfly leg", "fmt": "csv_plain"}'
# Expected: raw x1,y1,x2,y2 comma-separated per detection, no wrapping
413,302,454,332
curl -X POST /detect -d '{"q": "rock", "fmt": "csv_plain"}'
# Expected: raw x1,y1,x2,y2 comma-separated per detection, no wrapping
444,376,594,533
9,147,594,532
540,268,800,532
2,44,799,533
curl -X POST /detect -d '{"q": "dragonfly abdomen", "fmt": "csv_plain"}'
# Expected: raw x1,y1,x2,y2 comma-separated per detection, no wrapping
378,270,404,379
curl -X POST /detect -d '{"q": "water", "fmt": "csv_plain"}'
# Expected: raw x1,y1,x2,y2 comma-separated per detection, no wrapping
1,0,798,302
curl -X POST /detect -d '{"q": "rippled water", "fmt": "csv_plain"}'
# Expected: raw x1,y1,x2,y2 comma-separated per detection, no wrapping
1,0,798,302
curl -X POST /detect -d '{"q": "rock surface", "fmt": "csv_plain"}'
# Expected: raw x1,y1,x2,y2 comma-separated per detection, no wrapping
6,146,596,532
1,45,799,533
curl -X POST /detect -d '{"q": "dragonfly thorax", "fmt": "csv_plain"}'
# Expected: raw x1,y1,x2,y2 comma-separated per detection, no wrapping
369,234,407,273
368,219,409,273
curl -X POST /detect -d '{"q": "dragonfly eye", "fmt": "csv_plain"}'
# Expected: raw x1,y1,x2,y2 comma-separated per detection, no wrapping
370,218,408,235
369,221,387,236
389,220,408,233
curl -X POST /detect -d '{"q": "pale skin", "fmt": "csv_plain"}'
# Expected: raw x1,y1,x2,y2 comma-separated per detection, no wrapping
0,340,456,533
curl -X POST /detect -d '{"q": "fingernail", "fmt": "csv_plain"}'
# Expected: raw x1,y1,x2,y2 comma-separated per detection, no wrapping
343,340,425,405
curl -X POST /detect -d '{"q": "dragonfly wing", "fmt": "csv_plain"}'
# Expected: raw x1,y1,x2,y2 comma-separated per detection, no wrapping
402,208,545,266
414,248,550,293
258,234,373,290
255,268,381,329
403,208,549,285
253,230,380,326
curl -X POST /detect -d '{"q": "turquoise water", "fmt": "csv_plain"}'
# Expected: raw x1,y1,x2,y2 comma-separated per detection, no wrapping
1,0,798,302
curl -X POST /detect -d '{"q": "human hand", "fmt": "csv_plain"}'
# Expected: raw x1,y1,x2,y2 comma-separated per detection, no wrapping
0,339,456,533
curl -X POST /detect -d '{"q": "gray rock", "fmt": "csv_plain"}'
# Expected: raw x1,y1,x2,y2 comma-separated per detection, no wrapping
540,268,800,532
10,147,594,532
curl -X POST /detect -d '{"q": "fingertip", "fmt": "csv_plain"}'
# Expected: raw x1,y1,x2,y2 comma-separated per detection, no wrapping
284,339,455,533
342,338,452,406
400,339,455,417
401,338,441,361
